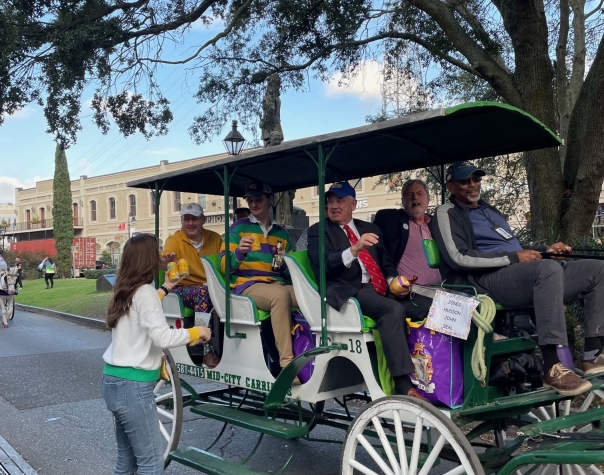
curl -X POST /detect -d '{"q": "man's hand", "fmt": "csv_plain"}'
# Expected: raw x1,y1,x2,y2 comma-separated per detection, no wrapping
351,233,379,257
517,250,542,262
239,236,255,254
546,242,572,254
160,253,177,267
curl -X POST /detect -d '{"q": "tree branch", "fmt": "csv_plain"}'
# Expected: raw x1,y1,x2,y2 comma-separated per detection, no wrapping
410,0,522,106
137,0,255,65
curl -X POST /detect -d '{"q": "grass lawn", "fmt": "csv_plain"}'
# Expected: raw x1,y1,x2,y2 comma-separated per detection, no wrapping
14,277,112,320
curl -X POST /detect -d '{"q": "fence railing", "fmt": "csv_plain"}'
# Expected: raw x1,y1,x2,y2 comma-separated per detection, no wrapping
2,217,84,233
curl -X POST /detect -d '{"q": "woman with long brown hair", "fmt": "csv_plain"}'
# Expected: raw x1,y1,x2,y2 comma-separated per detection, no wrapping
101,233,210,475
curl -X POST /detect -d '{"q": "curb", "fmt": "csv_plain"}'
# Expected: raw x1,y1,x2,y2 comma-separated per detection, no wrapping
14,304,107,331
0,435,38,475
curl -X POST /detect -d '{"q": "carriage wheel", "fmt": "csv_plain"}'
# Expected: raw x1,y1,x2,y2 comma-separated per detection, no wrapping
516,393,604,475
9,300,15,320
154,349,183,468
341,396,484,475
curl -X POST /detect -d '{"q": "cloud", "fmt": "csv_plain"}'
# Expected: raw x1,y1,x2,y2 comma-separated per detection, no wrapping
325,60,383,102
0,175,51,203
3,106,36,121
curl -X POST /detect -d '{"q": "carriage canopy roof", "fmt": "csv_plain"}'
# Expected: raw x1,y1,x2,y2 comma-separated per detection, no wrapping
128,102,561,196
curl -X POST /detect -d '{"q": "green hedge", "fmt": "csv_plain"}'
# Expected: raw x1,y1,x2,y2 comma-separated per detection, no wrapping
83,269,117,279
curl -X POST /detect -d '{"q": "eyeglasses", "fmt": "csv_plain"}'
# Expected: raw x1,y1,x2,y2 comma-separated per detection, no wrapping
132,232,157,241
453,176,482,186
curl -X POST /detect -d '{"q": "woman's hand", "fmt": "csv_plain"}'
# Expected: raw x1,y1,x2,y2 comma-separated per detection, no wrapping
188,326,212,346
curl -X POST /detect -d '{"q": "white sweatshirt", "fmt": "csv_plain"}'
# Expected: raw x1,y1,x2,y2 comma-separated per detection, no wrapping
103,284,192,372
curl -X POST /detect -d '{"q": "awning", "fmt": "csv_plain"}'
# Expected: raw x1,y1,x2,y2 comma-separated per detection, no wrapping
128,101,560,196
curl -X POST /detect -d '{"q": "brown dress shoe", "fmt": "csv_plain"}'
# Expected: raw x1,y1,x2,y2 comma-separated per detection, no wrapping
582,360,604,376
407,388,429,402
203,352,221,369
542,363,592,396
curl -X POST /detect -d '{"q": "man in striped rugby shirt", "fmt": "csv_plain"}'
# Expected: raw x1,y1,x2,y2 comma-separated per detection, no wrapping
220,181,300,384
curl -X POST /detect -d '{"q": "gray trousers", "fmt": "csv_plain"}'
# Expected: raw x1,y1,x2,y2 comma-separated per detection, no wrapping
475,259,604,346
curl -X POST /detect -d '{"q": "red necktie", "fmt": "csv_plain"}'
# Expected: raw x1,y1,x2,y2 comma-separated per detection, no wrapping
343,224,388,296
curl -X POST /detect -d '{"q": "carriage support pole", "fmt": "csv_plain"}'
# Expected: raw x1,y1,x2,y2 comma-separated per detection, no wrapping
153,180,165,288
217,165,245,339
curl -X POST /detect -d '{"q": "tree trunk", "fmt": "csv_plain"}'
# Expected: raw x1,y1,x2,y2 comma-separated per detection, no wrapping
559,34,604,242
497,0,565,242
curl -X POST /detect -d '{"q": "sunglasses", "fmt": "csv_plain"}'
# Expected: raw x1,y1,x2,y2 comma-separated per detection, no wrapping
453,176,482,185
132,232,157,241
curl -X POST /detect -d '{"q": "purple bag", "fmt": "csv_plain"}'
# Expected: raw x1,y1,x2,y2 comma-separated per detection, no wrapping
407,319,463,407
291,311,315,383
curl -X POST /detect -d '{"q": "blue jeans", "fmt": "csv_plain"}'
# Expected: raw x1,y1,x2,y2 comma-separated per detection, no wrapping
102,375,164,475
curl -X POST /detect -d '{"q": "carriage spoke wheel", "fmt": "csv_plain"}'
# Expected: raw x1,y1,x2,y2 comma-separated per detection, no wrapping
341,396,484,475
154,349,183,468
9,300,15,320
519,391,604,475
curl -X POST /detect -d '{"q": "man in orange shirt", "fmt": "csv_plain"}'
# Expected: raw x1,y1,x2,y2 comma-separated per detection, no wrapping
163,202,223,367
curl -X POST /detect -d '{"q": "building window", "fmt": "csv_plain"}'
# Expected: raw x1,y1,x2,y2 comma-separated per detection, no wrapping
39,207,45,225
198,194,206,209
90,201,97,221
349,179,363,191
26,209,30,222
109,198,116,219
73,202,79,218
174,192,181,212
129,194,136,217
150,192,156,215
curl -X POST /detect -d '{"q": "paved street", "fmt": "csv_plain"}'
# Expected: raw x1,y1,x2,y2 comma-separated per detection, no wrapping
0,310,344,475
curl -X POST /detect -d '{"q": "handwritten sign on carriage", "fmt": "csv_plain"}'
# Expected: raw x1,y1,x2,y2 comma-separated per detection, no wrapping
425,290,479,340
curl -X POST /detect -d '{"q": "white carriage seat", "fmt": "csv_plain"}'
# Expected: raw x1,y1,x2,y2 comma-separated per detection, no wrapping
283,251,375,336
201,254,270,326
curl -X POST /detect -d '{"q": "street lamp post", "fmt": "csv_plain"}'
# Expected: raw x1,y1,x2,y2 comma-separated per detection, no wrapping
223,120,247,216
127,212,136,238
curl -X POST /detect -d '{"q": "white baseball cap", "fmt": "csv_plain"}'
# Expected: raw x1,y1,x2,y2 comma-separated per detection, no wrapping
180,202,204,217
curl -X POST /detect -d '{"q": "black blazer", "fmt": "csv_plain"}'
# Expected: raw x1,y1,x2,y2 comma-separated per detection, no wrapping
308,218,398,311
373,208,411,264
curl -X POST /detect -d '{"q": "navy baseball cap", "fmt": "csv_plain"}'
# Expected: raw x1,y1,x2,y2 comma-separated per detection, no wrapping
446,161,486,182
325,181,356,199
244,181,272,198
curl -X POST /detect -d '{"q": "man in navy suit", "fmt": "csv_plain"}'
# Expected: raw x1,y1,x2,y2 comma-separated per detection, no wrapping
308,182,425,398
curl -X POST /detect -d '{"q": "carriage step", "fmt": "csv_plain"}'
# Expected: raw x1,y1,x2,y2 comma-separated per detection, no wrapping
170,446,264,475
190,404,309,439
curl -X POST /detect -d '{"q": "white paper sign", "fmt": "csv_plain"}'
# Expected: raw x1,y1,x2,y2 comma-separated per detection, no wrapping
424,290,479,340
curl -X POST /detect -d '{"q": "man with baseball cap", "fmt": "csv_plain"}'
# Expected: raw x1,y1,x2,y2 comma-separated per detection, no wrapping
307,181,427,399
433,160,604,397
221,181,300,383
162,201,223,368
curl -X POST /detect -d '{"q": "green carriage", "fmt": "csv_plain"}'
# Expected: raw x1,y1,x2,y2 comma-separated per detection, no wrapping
128,102,604,475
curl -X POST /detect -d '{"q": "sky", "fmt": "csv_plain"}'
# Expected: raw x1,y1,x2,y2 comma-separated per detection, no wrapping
0,41,386,204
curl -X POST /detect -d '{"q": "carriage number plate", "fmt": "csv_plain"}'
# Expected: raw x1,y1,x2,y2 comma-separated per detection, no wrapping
177,363,205,378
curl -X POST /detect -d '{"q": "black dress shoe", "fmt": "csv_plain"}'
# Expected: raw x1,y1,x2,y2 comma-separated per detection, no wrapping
203,353,221,368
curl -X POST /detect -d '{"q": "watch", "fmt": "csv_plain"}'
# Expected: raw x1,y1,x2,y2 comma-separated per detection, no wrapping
160,285,170,295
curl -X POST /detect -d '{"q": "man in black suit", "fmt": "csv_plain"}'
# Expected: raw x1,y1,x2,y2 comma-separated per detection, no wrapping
373,179,441,315
308,182,425,398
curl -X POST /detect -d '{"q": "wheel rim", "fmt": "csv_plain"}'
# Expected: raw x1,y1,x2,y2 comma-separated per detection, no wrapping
341,396,484,475
154,349,183,468
518,392,604,475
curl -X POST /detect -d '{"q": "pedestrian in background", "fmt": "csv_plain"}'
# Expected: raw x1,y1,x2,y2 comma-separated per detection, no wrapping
102,233,211,475
14,256,23,290
38,257,56,289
